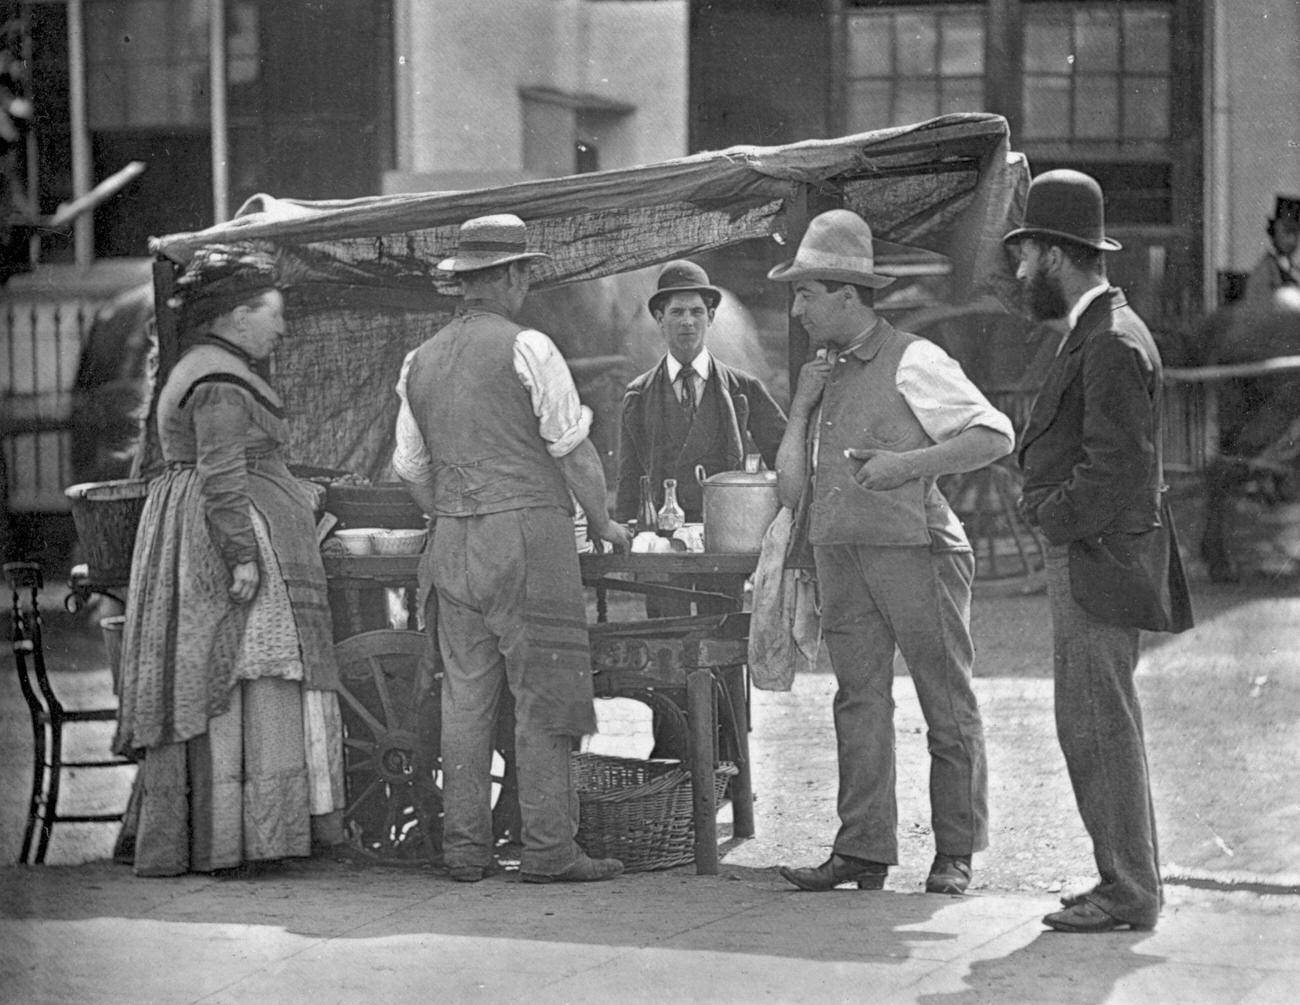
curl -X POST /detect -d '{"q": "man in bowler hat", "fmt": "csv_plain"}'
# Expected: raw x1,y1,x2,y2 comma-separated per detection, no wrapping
615,259,787,525
770,209,1014,896
393,213,629,884
1005,170,1192,932
1244,194,1300,307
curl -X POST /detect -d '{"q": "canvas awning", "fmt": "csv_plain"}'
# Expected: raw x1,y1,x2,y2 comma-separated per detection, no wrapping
143,114,1028,479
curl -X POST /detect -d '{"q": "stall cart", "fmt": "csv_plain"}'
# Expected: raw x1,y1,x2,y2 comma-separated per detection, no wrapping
58,115,1028,872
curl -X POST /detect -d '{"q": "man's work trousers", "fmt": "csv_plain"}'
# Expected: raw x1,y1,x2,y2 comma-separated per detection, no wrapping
815,543,988,864
433,513,583,877
1046,546,1161,927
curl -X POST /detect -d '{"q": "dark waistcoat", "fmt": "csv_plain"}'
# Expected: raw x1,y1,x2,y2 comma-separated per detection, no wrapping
405,306,571,518
809,321,963,547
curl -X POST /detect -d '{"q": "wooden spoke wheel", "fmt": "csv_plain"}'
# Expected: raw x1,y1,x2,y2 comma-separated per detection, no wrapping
940,461,1047,593
334,629,520,866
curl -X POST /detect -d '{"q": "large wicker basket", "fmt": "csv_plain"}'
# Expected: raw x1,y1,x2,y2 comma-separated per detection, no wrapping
573,752,738,872
64,479,151,585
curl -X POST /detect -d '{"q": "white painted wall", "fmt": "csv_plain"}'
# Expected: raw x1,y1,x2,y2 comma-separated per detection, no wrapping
1216,0,1300,274
388,0,687,193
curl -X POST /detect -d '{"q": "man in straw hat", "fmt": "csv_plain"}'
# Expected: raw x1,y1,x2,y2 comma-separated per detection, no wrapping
393,213,630,884
615,259,786,526
768,208,1014,896
1005,169,1191,932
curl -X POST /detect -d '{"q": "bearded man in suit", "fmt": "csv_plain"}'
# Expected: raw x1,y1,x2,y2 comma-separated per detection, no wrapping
1006,169,1192,934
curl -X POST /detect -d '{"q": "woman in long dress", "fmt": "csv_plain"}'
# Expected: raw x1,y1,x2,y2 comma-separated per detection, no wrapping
114,245,344,876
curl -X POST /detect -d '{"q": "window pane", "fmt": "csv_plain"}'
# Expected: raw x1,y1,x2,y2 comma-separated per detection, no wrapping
1074,75,1118,138
1022,75,1071,139
896,13,937,76
940,13,984,76
1073,8,1118,73
941,77,985,115
1124,76,1169,138
1125,8,1171,73
845,79,895,134
127,63,174,128
847,13,893,76
895,80,939,125
1024,17,1071,73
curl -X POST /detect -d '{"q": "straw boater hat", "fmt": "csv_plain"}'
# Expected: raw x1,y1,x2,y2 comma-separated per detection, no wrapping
436,214,552,273
648,260,723,313
1002,169,1122,251
766,209,896,288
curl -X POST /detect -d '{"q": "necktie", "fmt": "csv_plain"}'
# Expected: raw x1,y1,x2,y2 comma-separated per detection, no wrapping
678,369,696,414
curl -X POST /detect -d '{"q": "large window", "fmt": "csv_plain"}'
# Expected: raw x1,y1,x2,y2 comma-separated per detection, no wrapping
845,4,985,133
1021,3,1170,143
84,0,210,131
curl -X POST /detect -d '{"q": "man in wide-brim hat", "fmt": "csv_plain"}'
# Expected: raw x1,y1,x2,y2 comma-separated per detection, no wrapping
1006,169,1192,934
393,212,630,885
768,208,1014,898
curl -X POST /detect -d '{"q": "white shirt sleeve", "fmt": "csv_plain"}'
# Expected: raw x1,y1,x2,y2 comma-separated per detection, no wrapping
391,349,435,485
895,340,1015,446
514,328,593,458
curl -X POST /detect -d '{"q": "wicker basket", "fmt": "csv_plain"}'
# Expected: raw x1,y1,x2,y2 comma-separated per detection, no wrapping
573,752,738,872
64,479,151,585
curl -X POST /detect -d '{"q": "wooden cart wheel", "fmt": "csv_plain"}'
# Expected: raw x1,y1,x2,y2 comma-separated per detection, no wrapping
940,461,1047,593
333,629,520,865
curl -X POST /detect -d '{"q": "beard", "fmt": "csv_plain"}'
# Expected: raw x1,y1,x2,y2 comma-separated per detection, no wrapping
1025,267,1069,321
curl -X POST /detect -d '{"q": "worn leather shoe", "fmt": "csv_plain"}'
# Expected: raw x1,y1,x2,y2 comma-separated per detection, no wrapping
925,854,972,895
779,854,889,892
1043,901,1155,933
519,853,624,884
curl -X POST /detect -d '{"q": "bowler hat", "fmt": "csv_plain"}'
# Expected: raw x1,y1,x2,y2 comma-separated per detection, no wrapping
1271,195,1300,224
648,260,723,313
437,214,552,273
1002,169,1122,252
766,209,896,289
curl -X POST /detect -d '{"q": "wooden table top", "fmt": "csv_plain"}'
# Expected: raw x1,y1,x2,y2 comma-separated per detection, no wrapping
322,550,759,583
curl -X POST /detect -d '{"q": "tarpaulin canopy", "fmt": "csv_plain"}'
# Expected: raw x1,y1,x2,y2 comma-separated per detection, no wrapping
143,114,1028,479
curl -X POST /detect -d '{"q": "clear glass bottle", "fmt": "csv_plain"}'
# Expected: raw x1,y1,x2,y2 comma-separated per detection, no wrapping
638,474,658,532
656,477,685,534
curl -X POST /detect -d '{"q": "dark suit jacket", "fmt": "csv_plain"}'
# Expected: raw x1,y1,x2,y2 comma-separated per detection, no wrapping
1019,288,1192,632
615,356,787,521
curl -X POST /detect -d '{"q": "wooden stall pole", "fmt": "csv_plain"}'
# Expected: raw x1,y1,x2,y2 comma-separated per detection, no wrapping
687,667,718,875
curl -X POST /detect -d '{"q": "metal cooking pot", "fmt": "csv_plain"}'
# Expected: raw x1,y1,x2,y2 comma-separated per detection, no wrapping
695,463,780,553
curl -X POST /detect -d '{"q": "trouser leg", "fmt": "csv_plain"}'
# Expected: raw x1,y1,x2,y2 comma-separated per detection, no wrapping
886,548,988,856
513,727,581,875
437,595,505,871
816,544,900,864
1046,546,1161,925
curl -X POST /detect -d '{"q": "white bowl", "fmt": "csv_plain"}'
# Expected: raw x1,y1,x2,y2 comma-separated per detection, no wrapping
333,528,376,555
370,528,427,555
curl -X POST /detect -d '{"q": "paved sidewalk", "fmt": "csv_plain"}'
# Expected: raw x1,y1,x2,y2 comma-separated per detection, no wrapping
3,858,1297,1004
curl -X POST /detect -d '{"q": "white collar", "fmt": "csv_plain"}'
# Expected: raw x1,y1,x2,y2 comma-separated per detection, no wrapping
665,350,710,382
1067,283,1110,332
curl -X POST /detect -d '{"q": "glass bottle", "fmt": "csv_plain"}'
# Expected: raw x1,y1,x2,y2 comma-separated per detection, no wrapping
656,477,685,534
638,474,658,533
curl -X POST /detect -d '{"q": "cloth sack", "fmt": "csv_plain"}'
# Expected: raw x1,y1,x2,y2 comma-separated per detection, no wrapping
748,507,821,690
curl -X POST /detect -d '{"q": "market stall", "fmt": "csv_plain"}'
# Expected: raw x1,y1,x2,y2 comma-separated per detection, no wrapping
62,114,1028,873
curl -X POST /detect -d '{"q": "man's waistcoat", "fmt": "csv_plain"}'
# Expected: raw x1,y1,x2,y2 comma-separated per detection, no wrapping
405,308,571,517
809,321,963,547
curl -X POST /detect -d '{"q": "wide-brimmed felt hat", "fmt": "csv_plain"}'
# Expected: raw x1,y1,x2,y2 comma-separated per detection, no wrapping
437,214,552,273
648,260,723,313
1002,169,1122,251
766,209,896,289
1271,195,1300,224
